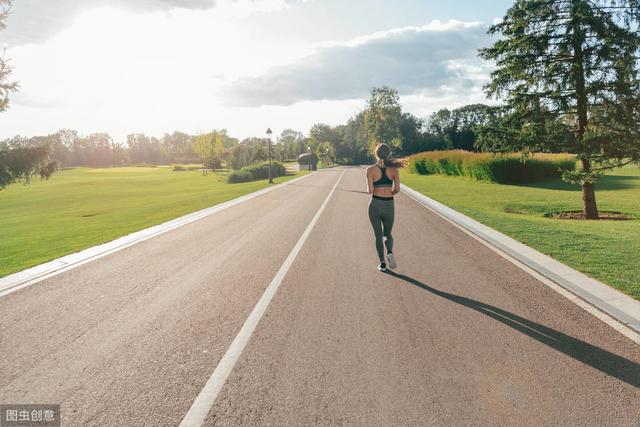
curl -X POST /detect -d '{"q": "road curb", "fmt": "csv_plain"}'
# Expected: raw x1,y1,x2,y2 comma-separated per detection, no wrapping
0,172,317,298
402,184,640,336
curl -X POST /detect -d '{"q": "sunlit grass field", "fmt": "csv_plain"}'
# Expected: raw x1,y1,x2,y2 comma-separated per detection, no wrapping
0,166,306,277
403,165,640,300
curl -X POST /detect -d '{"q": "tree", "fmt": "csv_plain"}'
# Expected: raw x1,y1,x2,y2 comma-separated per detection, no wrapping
480,0,640,219
227,137,273,170
427,108,454,149
88,133,119,167
0,0,18,113
316,141,336,167
229,145,247,170
397,113,425,155
279,129,306,160
342,111,370,163
428,104,499,151
193,130,227,171
310,123,348,163
161,131,195,164
245,137,269,164
364,86,402,152
309,123,342,145
476,104,575,154
0,137,57,190
29,131,74,167
127,133,163,164
272,140,285,162
220,136,237,171
63,133,124,167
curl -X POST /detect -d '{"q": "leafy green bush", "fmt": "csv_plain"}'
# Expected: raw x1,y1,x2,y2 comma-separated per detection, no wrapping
228,161,286,183
172,164,186,171
408,150,576,184
228,170,251,182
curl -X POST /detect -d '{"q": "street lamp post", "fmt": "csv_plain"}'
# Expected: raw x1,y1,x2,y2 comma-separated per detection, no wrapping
266,128,273,184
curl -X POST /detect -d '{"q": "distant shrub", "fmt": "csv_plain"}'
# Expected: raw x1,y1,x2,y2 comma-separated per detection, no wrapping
119,163,158,168
228,161,286,183
172,164,201,171
407,150,576,184
227,170,251,182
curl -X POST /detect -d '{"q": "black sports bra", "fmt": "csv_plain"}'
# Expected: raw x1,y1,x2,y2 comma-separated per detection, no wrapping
373,165,393,188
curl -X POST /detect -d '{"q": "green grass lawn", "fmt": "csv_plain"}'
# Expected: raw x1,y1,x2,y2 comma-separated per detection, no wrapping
402,165,640,300
0,166,306,277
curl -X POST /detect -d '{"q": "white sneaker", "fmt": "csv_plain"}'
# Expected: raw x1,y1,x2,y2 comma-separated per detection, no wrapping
387,253,397,269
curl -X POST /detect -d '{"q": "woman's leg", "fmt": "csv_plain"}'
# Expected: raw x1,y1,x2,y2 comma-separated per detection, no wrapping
381,202,395,254
368,200,385,262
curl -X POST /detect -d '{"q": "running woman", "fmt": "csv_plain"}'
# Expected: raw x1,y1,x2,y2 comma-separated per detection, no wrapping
365,143,404,272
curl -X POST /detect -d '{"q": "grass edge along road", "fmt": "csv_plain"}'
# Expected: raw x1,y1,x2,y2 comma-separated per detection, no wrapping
0,166,308,277
403,165,640,301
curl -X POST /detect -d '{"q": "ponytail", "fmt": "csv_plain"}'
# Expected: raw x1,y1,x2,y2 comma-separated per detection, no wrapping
383,157,406,168
375,143,406,168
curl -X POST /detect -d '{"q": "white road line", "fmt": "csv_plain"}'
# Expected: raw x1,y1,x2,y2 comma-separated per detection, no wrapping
179,169,345,427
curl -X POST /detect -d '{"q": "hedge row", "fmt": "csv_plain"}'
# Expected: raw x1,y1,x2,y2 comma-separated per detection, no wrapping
407,150,576,184
171,164,201,171
228,161,286,183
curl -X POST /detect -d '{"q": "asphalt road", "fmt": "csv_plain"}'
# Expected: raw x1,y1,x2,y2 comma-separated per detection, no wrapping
1,167,639,426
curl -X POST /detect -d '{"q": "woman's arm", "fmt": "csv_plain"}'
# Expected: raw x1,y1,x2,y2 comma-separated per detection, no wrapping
366,168,374,194
392,168,400,194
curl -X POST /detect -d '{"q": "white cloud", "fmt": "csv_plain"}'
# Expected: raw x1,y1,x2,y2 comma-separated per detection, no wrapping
2,0,302,46
315,19,482,48
221,20,492,106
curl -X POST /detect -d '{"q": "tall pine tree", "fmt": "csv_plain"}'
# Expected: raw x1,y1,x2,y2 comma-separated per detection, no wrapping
1,0,18,112
480,0,640,219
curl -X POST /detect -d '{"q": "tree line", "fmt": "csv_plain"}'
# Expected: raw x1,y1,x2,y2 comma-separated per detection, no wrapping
3,90,500,173
0,128,335,169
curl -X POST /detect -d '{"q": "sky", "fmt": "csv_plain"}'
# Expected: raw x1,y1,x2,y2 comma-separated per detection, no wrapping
0,0,514,141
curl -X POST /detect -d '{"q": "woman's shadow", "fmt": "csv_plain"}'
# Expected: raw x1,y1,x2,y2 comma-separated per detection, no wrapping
384,270,640,389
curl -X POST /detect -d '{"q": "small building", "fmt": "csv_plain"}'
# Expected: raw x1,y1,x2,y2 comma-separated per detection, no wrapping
297,152,318,171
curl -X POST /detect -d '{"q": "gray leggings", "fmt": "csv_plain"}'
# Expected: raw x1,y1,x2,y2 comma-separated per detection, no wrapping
368,197,394,262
